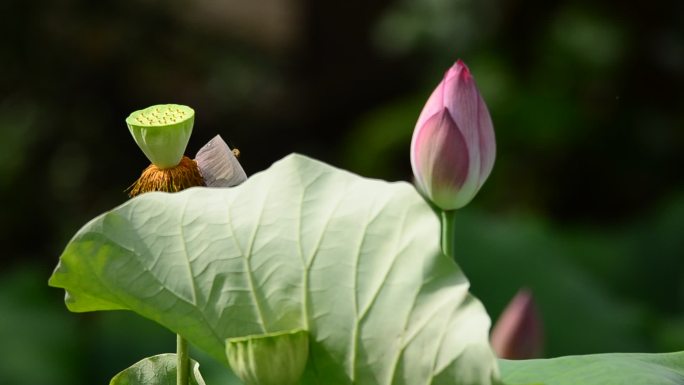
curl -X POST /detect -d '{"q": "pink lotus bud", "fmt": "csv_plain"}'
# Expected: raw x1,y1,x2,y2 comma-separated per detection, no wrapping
490,289,544,359
410,60,496,210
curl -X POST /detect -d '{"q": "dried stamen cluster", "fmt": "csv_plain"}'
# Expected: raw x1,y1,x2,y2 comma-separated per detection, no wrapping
127,156,205,197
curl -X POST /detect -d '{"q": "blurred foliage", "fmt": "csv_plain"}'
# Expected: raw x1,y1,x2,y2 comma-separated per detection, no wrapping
0,0,682,383
455,194,684,356
0,266,240,385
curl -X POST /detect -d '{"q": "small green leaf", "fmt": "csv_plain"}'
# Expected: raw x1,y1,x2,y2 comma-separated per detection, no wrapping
226,329,309,385
499,351,684,385
109,354,206,385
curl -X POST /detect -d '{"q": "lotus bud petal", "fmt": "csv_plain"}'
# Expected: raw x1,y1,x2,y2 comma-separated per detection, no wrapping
226,329,309,385
194,135,247,187
126,104,194,169
410,60,495,210
491,289,544,359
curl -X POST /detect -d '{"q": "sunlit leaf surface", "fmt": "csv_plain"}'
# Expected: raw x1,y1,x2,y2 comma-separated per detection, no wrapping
500,351,684,385
109,354,206,385
50,154,500,385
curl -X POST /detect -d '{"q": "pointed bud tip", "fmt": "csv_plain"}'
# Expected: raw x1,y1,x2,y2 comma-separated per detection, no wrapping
511,288,534,308
445,59,471,81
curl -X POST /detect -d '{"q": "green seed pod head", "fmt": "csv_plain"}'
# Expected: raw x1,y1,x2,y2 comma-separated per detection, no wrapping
226,329,309,385
126,104,195,169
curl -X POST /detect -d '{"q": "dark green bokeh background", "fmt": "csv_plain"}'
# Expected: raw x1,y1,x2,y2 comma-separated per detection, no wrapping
1,0,682,384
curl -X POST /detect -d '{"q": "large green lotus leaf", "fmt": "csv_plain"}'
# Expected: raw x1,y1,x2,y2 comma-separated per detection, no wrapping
49,154,500,385
109,354,206,385
500,351,684,385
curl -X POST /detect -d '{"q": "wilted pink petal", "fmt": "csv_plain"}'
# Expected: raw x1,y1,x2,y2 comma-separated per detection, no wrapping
194,135,247,187
410,59,496,210
491,289,544,359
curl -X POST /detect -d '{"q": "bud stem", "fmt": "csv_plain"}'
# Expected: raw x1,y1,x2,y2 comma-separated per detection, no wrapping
440,210,457,258
177,334,189,385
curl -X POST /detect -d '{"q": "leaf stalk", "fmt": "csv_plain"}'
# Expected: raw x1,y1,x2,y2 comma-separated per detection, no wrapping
177,334,190,385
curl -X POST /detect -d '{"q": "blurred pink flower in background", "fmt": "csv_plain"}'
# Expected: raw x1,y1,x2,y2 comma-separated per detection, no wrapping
410,60,496,210
491,288,544,359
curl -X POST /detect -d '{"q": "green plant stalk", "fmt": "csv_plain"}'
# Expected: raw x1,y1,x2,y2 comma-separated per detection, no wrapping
177,334,189,385
441,210,457,258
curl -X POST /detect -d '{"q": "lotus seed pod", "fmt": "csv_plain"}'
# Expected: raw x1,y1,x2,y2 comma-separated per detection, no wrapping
126,104,195,169
226,329,309,385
